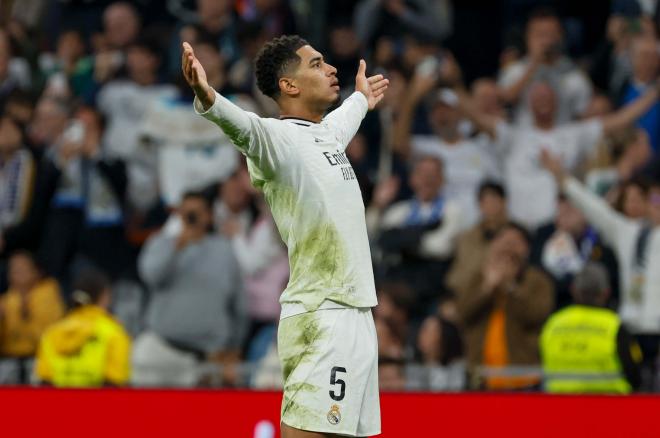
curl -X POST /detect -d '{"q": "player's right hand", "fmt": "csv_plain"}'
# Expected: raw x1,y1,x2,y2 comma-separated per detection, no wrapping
182,42,215,109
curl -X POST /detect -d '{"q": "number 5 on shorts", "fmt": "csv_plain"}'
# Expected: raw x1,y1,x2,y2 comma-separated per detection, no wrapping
329,366,346,401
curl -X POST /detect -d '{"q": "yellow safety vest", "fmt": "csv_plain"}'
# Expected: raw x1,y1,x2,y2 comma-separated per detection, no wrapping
37,306,130,387
540,305,631,394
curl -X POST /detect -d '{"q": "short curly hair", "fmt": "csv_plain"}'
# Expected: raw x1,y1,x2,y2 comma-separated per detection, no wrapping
255,35,309,100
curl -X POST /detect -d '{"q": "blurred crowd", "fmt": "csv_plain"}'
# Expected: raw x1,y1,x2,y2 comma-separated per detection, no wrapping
0,0,659,393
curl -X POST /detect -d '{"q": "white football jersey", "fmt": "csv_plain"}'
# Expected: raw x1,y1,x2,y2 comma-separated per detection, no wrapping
195,91,378,314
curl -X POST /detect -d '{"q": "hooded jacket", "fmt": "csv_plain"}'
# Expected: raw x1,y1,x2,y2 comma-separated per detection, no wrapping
36,305,130,387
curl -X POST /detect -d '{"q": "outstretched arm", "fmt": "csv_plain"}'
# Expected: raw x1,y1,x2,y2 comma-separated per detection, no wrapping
182,42,216,110
602,82,659,135
391,71,436,157
183,42,282,177
324,59,389,148
455,88,500,139
540,149,630,247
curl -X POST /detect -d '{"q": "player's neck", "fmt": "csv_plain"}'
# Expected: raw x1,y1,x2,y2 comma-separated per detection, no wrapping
279,100,325,123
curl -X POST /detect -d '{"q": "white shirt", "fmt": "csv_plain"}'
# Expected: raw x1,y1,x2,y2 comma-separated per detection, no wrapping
498,57,592,126
195,91,378,314
98,80,179,159
495,119,603,229
411,135,499,227
565,177,660,334
140,98,239,207
380,198,463,259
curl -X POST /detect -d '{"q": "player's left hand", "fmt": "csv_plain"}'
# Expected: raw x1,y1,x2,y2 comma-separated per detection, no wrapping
355,59,389,110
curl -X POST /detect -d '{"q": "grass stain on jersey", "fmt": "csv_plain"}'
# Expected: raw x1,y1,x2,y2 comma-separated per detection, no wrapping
279,312,325,382
282,394,318,429
289,222,346,291
279,313,325,428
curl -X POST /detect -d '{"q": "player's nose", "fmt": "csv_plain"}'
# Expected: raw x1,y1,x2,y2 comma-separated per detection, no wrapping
326,63,337,76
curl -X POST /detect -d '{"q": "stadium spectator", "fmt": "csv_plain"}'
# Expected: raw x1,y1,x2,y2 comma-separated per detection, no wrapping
454,223,555,390
134,190,246,387
215,166,255,238
543,150,660,389
3,90,34,128
0,115,39,256
235,0,297,39
37,106,132,289
227,20,268,96
531,196,620,310
353,0,452,49
97,37,178,211
38,29,96,102
378,357,406,391
326,21,363,102
374,283,415,360
407,314,465,391
589,10,637,102
0,251,64,383
140,39,241,208
585,127,652,197
167,0,239,77
27,96,70,152
614,176,655,222
540,263,642,393
618,36,660,152
91,2,142,84
376,311,407,391
2,0,660,395
468,78,506,171
446,181,509,296
102,2,140,51
35,268,131,387
376,316,405,364
393,67,500,226
497,8,593,126
0,29,30,109
459,77,660,229
0,113,60,292
368,156,463,316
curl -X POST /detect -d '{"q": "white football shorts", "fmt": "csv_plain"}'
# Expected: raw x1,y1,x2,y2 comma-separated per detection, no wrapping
278,305,380,436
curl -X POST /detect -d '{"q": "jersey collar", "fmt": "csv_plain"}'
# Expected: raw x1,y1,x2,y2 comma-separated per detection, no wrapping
280,116,318,127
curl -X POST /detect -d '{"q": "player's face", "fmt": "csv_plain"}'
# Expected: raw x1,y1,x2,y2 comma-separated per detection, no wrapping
293,45,340,108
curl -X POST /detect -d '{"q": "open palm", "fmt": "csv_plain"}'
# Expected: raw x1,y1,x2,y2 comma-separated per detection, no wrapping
181,42,215,109
355,60,389,110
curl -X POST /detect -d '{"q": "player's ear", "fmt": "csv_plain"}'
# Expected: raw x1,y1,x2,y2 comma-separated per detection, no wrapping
279,77,300,98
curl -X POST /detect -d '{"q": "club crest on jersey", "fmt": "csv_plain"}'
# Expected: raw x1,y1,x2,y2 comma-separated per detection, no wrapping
327,404,341,425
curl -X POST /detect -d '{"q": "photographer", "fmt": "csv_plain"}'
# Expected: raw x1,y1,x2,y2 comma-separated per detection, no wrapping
134,190,246,387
